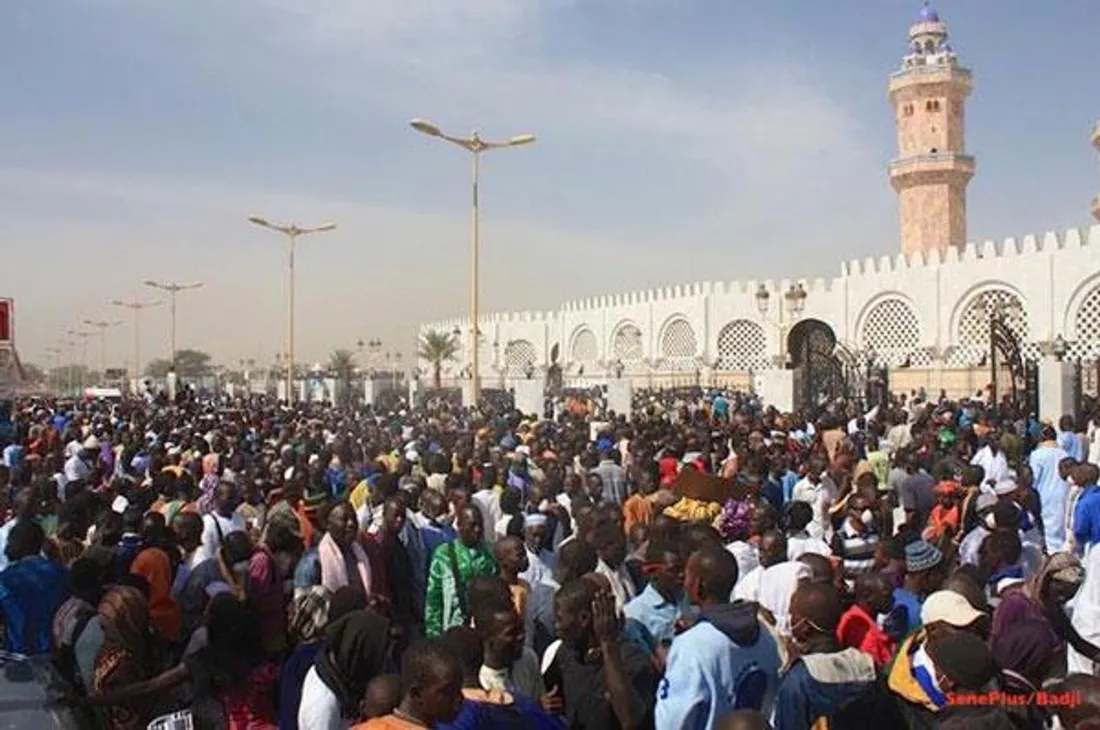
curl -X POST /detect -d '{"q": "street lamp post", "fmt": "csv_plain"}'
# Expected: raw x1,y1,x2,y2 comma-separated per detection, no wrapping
67,329,92,390
59,338,77,394
755,282,808,367
83,319,123,375
248,216,337,406
410,117,535,406
45,346,61,393
142,280,204,372
110,299,163,393
364,339,382,373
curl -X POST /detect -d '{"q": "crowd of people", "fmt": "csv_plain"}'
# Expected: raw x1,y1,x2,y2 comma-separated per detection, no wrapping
2,385,1100,729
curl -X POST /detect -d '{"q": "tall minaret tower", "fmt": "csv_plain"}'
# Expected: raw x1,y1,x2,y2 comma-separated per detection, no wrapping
889,3,975,256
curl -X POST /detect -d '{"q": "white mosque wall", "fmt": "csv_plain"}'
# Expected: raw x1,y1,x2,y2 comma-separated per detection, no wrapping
419,225,1100,385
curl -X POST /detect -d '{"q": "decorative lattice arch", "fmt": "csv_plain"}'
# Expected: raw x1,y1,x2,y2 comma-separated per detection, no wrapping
569,328,598,363
715,320,768,371
658,319,699,371
611,323,644,366
1066,283,1100,363
503,340,537,375
860,298,927,366
947,289,1032,366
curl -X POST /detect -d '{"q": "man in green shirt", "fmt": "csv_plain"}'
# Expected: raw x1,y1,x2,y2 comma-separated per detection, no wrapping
425,505,498,637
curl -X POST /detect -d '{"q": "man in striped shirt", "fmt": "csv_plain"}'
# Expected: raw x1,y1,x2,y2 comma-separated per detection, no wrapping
831,493,879,578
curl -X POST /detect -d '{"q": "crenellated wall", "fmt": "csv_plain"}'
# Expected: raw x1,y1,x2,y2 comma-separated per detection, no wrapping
419,225,1100,381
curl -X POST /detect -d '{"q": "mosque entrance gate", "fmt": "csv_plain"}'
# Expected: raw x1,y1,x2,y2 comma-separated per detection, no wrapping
787,319,849,412
988,313,1036,414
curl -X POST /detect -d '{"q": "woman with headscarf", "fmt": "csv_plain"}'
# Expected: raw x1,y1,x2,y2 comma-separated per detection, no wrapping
281,587,334,730
992,614,1062,728
995,552,1100,666
130,513,183,645
92,586,158,730
197,452,221,515
280,586,370,730
298,609,392,730
249,519,303,656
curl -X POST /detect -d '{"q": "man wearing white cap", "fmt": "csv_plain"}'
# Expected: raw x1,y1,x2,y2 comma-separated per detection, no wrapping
921,590,985,631
519,513,556,587
62,435,99,488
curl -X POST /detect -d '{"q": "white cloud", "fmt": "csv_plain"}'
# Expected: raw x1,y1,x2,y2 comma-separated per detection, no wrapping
7,0,893,367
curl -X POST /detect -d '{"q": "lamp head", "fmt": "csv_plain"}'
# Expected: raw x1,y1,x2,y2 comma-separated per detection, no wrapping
247,215,270,227
410,118,442,137
314,222,337,233
754,284,770,315
785,283,808,315
1053,334,1068,358
508,134,536,147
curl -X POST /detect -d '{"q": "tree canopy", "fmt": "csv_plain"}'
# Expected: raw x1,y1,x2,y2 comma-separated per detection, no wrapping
418,330,460,388
328,349,357,380
145,349,213,378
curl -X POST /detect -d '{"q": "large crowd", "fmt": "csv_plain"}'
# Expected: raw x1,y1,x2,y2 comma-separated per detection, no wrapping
2,384,1100,730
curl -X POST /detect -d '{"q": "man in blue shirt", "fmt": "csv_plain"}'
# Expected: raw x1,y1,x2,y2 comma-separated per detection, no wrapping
656,545,781,730
1058,415,1086,463
1030,425,1071,551
1072,463,1100,553
0,519,69,654
624,539,693,650
892,540,945,636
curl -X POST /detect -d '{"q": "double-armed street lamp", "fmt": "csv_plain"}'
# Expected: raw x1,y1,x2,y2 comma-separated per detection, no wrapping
142,280,204,373
409,117,535,406
110,299,163,392
83,319,123,375
755,283,808,367
248,216,337,406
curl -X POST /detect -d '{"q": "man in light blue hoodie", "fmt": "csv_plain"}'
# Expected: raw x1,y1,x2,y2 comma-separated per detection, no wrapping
655,545,782,730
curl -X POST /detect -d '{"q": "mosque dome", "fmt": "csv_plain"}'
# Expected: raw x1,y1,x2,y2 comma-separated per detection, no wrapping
917,3,940,22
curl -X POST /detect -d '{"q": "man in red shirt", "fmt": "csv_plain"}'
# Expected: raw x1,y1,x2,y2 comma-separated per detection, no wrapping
836,571,896,668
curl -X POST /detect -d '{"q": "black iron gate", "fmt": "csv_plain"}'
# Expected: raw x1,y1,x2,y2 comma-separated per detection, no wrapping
1074,361,1085,424
789,320,847,411
989,313,1036,415
1073,360,1100,424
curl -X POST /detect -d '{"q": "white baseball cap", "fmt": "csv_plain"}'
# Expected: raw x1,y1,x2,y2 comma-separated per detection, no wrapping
921,590,984,628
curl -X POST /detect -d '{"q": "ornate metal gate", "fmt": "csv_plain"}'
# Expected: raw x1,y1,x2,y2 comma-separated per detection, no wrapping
989,312,1036,414
788,320,847,411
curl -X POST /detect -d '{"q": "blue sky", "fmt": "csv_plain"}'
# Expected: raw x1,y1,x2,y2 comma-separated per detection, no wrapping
2,0,1098,370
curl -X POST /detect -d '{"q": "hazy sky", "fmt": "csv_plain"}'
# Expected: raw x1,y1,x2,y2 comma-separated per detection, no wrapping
3,1,1098,372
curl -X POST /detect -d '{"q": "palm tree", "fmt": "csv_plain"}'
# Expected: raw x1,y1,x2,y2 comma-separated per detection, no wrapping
328,349,357,405
418,330,459,388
